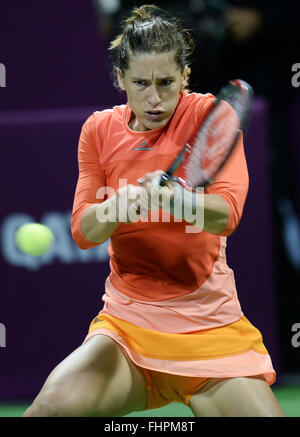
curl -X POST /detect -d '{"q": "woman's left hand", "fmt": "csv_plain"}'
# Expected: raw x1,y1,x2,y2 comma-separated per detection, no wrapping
137,170,175,214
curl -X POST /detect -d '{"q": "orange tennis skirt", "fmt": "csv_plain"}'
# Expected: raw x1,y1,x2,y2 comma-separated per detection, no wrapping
84,313,276,410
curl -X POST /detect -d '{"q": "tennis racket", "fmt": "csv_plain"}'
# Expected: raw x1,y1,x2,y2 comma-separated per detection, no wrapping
143,79,253,190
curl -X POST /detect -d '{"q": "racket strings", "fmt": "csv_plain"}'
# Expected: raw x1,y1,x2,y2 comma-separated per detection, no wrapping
159,79,253,189
185,100,241,187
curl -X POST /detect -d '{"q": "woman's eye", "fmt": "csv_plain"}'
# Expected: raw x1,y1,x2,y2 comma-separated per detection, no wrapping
133,80,173,87
134,80,148,87
160,80,173,86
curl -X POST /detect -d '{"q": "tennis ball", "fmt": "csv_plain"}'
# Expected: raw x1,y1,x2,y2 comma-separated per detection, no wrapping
15,223,54,256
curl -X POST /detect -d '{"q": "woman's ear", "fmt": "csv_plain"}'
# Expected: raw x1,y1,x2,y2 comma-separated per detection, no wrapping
117,69,125,91
181,65,191,91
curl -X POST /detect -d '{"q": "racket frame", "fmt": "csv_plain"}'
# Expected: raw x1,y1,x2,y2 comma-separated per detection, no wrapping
159,79,253,190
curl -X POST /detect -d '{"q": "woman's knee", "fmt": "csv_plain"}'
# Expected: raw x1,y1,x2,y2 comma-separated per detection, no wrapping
23,386,74,417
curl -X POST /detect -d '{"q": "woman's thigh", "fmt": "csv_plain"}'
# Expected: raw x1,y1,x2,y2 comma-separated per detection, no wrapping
189,376,285,417
23,335,148,417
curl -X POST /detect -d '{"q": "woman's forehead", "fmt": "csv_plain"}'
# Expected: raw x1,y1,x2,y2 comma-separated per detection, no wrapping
126,51,180,77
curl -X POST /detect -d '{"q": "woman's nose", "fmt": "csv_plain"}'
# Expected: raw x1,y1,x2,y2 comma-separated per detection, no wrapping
147,85,161,106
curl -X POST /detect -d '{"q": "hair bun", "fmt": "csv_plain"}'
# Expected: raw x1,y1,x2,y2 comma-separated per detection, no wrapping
126,4,160,24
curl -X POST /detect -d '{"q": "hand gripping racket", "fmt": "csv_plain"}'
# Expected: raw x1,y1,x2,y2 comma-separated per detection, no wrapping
147,79,254,190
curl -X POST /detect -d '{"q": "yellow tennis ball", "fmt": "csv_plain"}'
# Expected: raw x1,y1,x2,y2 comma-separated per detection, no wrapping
15,223,54,256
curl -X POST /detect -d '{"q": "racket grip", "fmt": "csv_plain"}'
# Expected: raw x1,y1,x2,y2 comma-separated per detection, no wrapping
160,174,188,188
137,174,168,187
159,173,169,186
163,175,188,189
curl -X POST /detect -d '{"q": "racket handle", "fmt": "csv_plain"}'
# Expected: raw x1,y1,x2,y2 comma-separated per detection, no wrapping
159,173,169,186
137,174,169,187
135,174,188,215
138,174,187,188
161,175,188,189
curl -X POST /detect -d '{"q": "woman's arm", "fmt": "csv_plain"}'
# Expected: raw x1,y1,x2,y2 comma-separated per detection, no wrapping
80,196,119,245
71,113,116,250
80,184,144,245
199,193,229,234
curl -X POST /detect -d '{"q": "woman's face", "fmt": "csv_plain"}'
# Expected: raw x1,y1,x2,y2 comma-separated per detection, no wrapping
117,51,188,132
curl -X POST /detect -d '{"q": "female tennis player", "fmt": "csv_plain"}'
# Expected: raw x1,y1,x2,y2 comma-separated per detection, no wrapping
24,4,285,417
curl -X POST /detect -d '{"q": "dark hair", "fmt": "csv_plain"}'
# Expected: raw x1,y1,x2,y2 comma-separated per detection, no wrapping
109,4,194,90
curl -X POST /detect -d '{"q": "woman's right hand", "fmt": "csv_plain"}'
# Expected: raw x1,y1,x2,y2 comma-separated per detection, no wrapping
115,184,150,224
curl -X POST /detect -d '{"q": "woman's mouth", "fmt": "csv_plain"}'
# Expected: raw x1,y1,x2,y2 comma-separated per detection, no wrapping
145,111,165,121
